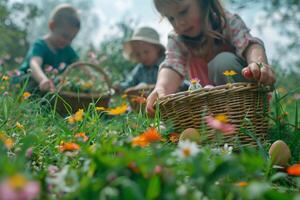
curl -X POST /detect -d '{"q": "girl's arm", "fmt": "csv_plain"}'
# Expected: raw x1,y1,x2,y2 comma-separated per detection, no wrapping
30,56,55,92
243,43,276,85
146,68,182,115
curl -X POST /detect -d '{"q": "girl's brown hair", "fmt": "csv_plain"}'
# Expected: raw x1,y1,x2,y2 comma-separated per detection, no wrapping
154,0,228,61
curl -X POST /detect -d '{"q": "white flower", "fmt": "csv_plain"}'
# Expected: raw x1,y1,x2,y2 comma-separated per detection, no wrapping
211,143,233,155
173,140,200,159
176,184,188,196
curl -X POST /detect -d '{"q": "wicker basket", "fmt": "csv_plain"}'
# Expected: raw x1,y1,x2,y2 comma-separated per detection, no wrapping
158,83,271,147
126,84,155,112
52,62,112,116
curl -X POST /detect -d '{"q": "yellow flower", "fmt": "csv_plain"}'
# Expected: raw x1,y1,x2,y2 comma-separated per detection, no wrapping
223,70,237,76
8,174,28,189
215,114,228,123
96,106,105,111
277,87,287,94
190,79,198,84
22,92,31,99
74,109,84,121
82,81,93,89
16,122,24,130
67,116,76,124
2,75,9,81
4,138,14,149
107,104,128,115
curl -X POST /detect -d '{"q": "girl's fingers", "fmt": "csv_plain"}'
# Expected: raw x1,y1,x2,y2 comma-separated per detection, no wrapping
146,91,158,117
259,64,276,85
248,63,260,81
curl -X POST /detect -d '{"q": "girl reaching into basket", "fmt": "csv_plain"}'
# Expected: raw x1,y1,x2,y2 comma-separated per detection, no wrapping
14,4,80,94
146,0,276,115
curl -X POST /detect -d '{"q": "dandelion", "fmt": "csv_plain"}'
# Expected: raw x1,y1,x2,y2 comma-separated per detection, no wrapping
59,141,80,152
22,92,31,100
205,114,235,134
16,122,24,130
286,164,300,176
173,140,200,159
223,70,237,76
107,104,128,115
74,132,89,142
2,75,9,81
67,109,84,124
0,174,40,200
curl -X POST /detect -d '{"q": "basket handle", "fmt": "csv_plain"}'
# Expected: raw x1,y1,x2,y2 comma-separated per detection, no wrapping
57,61,112,93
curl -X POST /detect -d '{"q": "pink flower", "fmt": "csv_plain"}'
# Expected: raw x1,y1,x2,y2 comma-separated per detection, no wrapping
0,174,40,200
205,114,235,134
25,147,33,159
45,65,53,73
58,63,66,71
48,165,59,176
52,69,59,75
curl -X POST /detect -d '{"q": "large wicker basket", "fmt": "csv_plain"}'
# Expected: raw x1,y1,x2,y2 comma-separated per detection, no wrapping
158,83,271,147
52,62,112,116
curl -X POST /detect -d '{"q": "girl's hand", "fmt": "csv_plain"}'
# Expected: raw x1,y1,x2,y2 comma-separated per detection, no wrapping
146,87,167,117
242,62,276,85
39,78,55,92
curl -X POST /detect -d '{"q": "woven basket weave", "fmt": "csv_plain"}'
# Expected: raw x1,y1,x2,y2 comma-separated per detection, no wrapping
52,61,112,115
158,83,271,147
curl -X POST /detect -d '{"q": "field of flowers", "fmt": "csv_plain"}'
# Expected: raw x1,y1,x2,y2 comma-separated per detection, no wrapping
0,70,300,200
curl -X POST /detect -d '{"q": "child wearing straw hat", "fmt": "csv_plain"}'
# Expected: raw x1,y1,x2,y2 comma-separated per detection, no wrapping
114,27,166,94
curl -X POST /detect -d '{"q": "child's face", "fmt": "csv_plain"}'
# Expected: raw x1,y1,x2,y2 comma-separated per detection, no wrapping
161,0,203,38
131,41,161,66
50,21,79,49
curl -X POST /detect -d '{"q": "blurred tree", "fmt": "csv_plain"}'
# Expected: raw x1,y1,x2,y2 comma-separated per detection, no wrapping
0,0,38,68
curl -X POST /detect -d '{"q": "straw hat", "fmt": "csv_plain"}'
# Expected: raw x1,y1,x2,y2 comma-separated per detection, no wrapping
123,27,165,61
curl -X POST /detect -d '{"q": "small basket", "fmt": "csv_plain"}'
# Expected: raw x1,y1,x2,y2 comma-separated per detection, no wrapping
126,84,155,111
52,61,112,115
158,83,271,147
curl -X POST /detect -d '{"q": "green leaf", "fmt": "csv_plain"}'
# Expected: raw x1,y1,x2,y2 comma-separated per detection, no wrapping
146,175,161,200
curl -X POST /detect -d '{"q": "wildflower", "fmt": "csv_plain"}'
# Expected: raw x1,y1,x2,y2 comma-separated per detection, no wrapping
96,106,105,111
188,78,202,91
82,81,93,89
0,174,40,200
25,147,33,158
294,93,300,100
16,122,24,130
235,181,248,187
173,140,200,159
22,92,31,100
45,65,53,73
2,75,9,81
59,141,80,152
286,164,300,176
131,96,146,104
127,162,140,173
74,132,89,142
4,138,14,149
205,114,235,134
67,109,84,124
107,104,128,115
154,165,163,174
131,128,162,147
223,70,237,76
58,63,66,71
277,87,287,94
168,133,180,143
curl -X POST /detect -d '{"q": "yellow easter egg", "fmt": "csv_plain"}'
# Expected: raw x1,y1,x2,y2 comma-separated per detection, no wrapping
179,128,201,143
269,140,291,166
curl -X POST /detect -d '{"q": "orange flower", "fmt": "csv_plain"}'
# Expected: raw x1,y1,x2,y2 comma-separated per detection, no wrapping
131,136,149,147
2,75,9,81
67,109,84,124
107,104,127,115
59,142,80,152
235,181,248,187
142,128,162,142
22,92,31,100
131,128,162,147
131,96,146,104
286,164,300,176
0,133,14,149
75,132,89,142
168,133,180,143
